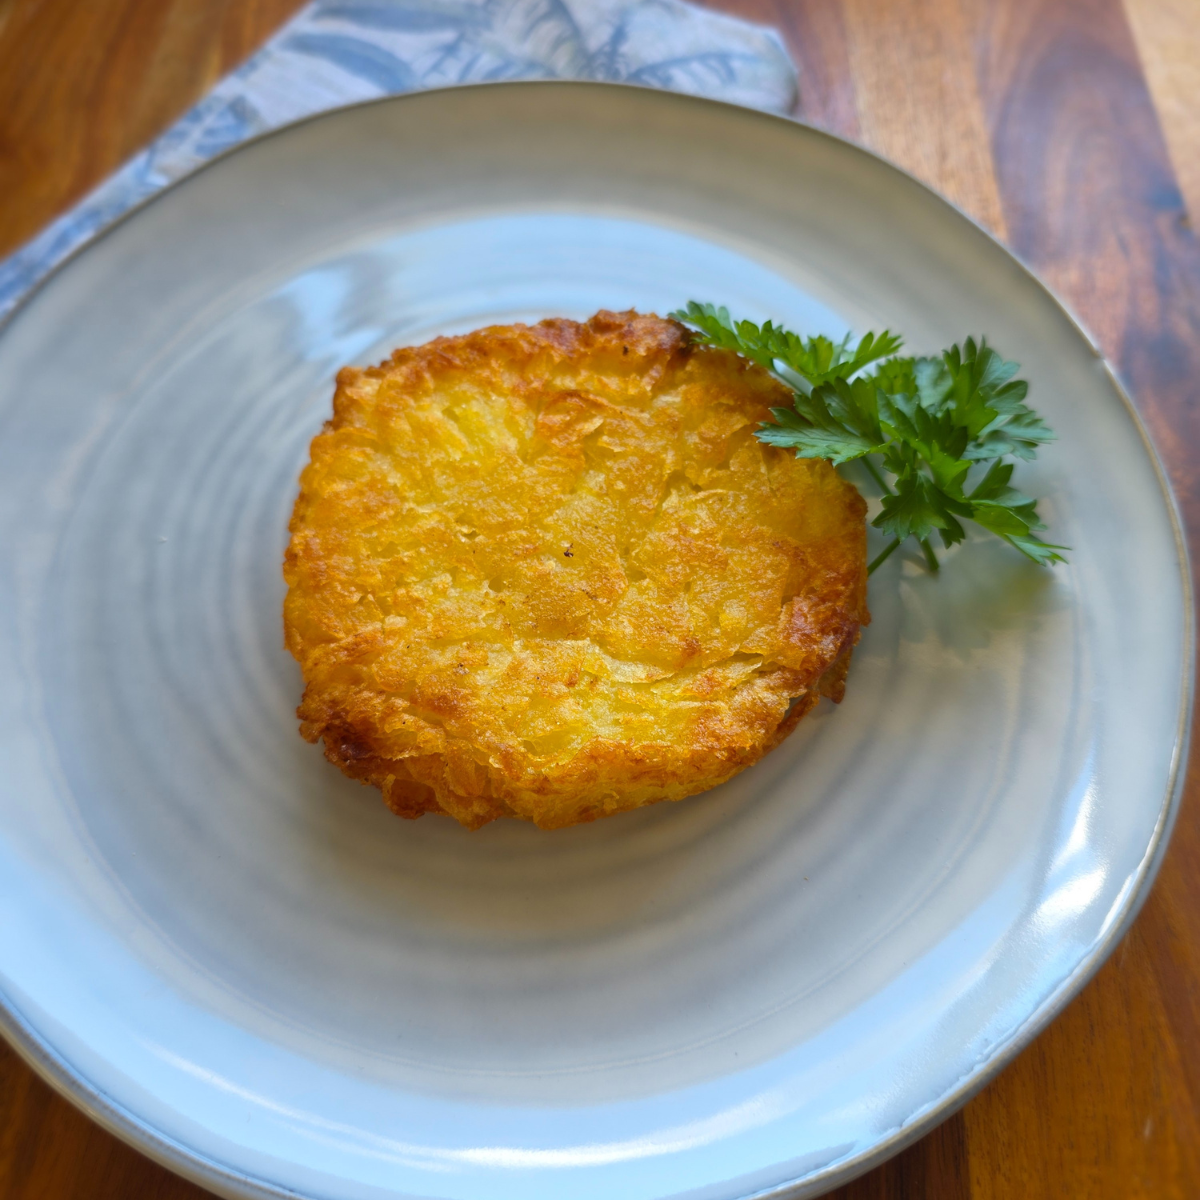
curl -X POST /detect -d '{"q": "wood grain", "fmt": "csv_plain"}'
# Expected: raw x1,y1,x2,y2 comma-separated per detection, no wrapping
2,1,1199,1197
1124,0,1200,222
840,0,1009,238
0,1039,208,1199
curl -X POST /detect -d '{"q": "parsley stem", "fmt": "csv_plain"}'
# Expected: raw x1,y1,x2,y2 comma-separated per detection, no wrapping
919,538,941,573
861,455,893,495
867,538,901,574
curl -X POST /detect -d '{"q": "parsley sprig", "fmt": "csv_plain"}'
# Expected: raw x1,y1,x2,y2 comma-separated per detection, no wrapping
670,301,1066,574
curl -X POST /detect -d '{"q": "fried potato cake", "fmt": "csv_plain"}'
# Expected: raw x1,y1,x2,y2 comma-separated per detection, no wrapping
284,310,868,830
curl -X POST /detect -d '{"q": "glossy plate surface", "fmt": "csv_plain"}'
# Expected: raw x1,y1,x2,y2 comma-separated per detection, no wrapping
0,83,1189,1200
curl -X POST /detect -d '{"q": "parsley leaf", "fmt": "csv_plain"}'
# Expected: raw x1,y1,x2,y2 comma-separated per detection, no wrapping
672,301,903,387
669,303,1067,573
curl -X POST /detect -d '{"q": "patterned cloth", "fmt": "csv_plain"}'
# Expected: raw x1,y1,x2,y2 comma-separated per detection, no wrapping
0,0,796,320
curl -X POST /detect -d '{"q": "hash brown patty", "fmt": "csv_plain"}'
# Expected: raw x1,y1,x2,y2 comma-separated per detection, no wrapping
284,310,868,830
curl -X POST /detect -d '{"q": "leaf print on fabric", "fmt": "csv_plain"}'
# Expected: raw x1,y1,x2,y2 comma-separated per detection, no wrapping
629,51,758,90
318,0,489,32
482,0,591,78
190,96,267,159
284,33,419,91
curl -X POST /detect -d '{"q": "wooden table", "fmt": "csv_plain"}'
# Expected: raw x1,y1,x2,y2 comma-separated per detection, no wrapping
1,1,1198,1195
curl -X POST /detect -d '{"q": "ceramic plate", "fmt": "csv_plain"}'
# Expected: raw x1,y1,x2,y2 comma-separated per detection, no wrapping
0,83,1189,1200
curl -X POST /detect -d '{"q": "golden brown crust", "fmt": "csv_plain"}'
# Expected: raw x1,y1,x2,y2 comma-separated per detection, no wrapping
283,310,868,829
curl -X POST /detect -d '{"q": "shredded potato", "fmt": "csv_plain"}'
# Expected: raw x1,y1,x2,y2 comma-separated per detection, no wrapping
284,310,868,829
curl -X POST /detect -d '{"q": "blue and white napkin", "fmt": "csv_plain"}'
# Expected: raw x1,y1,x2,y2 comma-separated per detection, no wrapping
0,0,797,319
